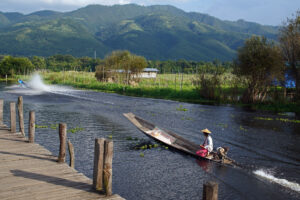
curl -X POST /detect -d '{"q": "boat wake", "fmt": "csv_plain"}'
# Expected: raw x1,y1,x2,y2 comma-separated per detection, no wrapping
254,169,300,193
5,73,114,104
27,73,51,92
6,73,71,95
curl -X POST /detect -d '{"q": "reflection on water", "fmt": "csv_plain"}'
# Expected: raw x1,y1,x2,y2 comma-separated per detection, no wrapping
1,82,300,200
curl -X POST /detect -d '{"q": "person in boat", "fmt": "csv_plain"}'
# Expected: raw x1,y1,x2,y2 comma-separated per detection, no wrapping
216,146,229,160
18,79,27,87
196,128,213,157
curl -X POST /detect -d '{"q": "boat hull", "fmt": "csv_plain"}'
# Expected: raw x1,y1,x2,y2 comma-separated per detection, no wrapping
124,112,235,165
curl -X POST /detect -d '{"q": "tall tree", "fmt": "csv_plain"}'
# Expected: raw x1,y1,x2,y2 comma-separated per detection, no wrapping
95,50,147,84
0,56,34,77
31,56,46,70
279,11,300,101
234,36,284,103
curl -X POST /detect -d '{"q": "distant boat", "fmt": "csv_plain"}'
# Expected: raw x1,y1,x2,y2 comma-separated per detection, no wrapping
124,112,236,166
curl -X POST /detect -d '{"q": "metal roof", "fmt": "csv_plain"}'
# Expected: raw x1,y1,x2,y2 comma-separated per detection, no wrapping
143,68,159,72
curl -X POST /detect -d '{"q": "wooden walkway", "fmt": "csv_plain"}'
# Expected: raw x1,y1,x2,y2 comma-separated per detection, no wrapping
0,128,124,200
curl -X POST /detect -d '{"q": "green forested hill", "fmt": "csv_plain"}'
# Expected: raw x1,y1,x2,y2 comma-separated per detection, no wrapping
0,4,279,61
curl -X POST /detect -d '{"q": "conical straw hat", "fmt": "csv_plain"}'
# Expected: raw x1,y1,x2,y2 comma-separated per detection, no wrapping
201,128,211,134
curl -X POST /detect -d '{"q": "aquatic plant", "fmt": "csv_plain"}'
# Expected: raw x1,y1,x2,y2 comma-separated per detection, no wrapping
239,125,247,131
217,123,228,128
176,105,188,111
276,118,300,123
255,116,300,123
126,136,139,141
254,117,273,121
181,117,193,121
68,127,84,134
140,152,144,157
35,124,48,128
277,113,288,116
50,124,58,130
108,135,113,139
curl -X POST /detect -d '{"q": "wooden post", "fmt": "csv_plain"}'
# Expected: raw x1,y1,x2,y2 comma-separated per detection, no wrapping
28,111,35,143
10,102,16,133
180,73,183,92
174,73,177,91
68,140,75,168
203,181,218,200
0,99,3,125
57,123,67,163
104,140,113,196
93,138,105,191
17,96,25,136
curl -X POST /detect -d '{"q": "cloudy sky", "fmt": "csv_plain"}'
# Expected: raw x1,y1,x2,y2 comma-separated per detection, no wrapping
0,0,299,25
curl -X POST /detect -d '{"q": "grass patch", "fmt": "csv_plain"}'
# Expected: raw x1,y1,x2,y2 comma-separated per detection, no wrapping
14,71,298,113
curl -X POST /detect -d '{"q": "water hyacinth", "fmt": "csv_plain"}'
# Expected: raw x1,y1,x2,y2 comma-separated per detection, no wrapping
35,124,48,128
176,105,188,111
68,127,84,134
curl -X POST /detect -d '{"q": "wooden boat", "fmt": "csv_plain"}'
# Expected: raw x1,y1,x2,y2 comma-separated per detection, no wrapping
124,112,236,166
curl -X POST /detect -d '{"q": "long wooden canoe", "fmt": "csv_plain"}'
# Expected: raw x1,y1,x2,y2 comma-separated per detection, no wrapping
124,112,235,166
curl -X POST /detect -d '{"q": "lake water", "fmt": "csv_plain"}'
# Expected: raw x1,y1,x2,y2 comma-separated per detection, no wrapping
0,78,299,200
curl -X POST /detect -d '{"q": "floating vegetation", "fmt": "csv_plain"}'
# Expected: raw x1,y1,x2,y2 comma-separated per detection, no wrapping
126,136,139,141
199,109,206,112
239,125,247,131
130,140,161,150
277,118,300,123
50,124,58,130
35,124,48,128
165,146,169,150
140,145,147,150
68,127,84,134
140,152,144,157
230,114,235,118
108,134,113,139
176,105,188,111
277,113,288,116
254,117,300,123
217,123,228,128
181,117,193,121
254,117,273,121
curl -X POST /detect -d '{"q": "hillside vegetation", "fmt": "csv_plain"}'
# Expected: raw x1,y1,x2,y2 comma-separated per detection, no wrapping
0,4,278,61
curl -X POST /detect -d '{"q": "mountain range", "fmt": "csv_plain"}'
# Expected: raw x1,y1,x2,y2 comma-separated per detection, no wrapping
0,4,279,61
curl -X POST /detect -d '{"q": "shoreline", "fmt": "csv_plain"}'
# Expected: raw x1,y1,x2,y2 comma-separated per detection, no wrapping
2,76,299,114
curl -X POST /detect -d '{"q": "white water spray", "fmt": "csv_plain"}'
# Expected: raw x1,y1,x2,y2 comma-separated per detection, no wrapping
254,169,300,193
27,73,50,92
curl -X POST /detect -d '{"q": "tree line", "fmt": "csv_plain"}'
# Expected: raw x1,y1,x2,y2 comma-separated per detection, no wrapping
0,55,102,77
0,53,232,78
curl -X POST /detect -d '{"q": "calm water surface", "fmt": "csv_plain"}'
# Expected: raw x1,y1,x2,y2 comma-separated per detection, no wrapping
0,82,299,200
